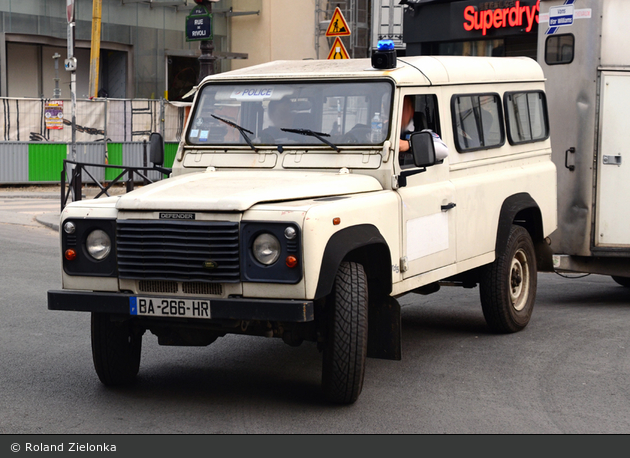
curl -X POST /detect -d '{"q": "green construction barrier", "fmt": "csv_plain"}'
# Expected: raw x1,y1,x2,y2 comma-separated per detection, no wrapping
28,143,67,182
104,143,124,181
165,142,178,169
25,141,180,183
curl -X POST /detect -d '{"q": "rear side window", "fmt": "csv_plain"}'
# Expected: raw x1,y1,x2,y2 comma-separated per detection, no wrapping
451,93,504,153
504,91,549,145
545,34,574,65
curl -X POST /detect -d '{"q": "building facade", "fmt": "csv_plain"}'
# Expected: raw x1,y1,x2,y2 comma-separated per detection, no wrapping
0,0,374,102
402,0,540,59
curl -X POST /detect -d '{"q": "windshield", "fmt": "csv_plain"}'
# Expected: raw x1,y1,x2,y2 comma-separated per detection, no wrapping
187,80,393,148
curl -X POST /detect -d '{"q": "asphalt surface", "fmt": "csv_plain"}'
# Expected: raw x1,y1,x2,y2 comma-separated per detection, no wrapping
0,186,123,232
3,185,630,435
0,189,59,230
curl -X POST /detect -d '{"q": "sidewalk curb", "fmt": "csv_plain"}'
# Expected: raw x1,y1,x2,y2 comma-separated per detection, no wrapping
36,213,60,232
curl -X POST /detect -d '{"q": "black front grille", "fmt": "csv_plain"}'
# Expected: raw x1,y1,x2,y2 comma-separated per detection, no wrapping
117,220,240,283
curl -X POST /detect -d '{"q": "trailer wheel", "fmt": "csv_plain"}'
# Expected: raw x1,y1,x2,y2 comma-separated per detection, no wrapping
611,276,630,287
480,225,537,333
321,261,368,404
91,313,142,386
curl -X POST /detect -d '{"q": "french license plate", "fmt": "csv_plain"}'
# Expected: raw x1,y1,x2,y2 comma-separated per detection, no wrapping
130,297,211,319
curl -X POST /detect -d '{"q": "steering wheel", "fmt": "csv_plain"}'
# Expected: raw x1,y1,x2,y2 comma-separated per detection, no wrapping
341,123,371,143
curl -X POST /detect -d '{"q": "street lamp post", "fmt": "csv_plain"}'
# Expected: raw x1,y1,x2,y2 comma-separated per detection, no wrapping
198,33,217,82
52,53,61,99
191,0,220,83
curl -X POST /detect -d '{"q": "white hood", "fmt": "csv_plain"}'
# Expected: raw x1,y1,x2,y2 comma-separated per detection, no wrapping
115,170,383,212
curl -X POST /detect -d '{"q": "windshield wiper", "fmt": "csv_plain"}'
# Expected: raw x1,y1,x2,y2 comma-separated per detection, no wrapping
211,114,257,151
281,128,340,152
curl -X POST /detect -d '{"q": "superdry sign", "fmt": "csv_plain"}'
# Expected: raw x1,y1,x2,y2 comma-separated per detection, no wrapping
463,0,540,35
402,0,540,45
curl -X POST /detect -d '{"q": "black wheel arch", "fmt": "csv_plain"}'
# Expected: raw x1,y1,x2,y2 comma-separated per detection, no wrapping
496,192,553,272
314,224,392,301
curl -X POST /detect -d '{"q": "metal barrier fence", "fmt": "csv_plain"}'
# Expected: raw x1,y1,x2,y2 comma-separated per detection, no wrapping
0,97,187,144
0,96,188,185
0,141,179,185
61,159,172,212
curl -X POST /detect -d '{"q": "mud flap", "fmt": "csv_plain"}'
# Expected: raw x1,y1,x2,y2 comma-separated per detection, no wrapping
367,295,401,360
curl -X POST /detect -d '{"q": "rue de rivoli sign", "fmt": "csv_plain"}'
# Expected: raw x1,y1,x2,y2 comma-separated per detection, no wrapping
186,5,213,42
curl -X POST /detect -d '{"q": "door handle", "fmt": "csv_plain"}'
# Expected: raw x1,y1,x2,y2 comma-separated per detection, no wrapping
441,202,456,211
565,147,575,171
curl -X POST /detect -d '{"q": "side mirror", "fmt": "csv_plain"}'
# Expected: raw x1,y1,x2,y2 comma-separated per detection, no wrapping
149,132,165,167
409,131,436,168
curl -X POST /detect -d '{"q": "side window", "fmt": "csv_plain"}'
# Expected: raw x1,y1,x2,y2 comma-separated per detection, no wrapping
451,93,504,153
399,94,440,168
400,94,440,136
504,91,549,145
414,94,441,135
545,34,574,65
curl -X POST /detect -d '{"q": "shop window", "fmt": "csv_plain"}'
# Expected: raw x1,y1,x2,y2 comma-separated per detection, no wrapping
504,91,549,145
545,34,574,65
451,93,504,153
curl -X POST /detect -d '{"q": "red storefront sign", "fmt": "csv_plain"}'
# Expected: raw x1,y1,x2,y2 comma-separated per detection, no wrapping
463,0,540,36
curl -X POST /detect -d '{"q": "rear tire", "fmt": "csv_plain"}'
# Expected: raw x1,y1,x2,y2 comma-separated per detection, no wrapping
91,313,142,386
321,261,368,404
480,225,537,333
611,276,630,287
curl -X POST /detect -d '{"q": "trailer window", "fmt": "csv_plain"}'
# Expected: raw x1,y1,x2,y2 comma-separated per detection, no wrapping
504,91,549,145
545,34,574,65
451,93,504,153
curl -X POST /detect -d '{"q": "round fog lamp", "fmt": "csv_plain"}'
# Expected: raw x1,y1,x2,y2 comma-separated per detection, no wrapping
253,233,281,265
63,221,76,234
86,229,111,260
284,226,297,240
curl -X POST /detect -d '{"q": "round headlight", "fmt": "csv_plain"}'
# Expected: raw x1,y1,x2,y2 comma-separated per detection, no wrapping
86,229,111,260
252,233,281,265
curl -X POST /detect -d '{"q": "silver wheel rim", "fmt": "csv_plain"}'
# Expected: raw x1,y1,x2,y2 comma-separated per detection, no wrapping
510,248,529,311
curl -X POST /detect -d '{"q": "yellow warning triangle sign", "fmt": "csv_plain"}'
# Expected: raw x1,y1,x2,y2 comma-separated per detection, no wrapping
327,37,350,60
325,7,351,37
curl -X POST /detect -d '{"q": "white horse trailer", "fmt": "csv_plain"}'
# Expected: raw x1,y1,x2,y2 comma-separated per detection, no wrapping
538,0,630,285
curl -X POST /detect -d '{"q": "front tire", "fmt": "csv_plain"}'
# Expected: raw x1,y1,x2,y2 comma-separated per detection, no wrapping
91,313,142,386
321,261,368,404
480,225,537,333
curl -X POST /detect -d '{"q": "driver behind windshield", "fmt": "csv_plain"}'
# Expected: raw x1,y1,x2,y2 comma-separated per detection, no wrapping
259,96,302,144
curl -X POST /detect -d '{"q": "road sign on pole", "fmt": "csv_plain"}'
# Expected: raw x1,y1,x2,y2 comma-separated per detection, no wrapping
327,37,350,60
325,7,351,37
186,5,213,41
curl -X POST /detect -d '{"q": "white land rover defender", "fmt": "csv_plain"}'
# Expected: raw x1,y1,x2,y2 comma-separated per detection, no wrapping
48,49,557,404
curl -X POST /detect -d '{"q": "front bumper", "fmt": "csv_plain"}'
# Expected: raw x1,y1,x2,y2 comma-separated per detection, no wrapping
47,290,315,322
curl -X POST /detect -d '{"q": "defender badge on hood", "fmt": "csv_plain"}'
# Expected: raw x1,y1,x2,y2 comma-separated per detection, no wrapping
159,212,195,220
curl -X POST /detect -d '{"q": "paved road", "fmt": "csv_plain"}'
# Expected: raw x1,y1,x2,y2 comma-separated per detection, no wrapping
1,189,630,434
0,190,60,230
